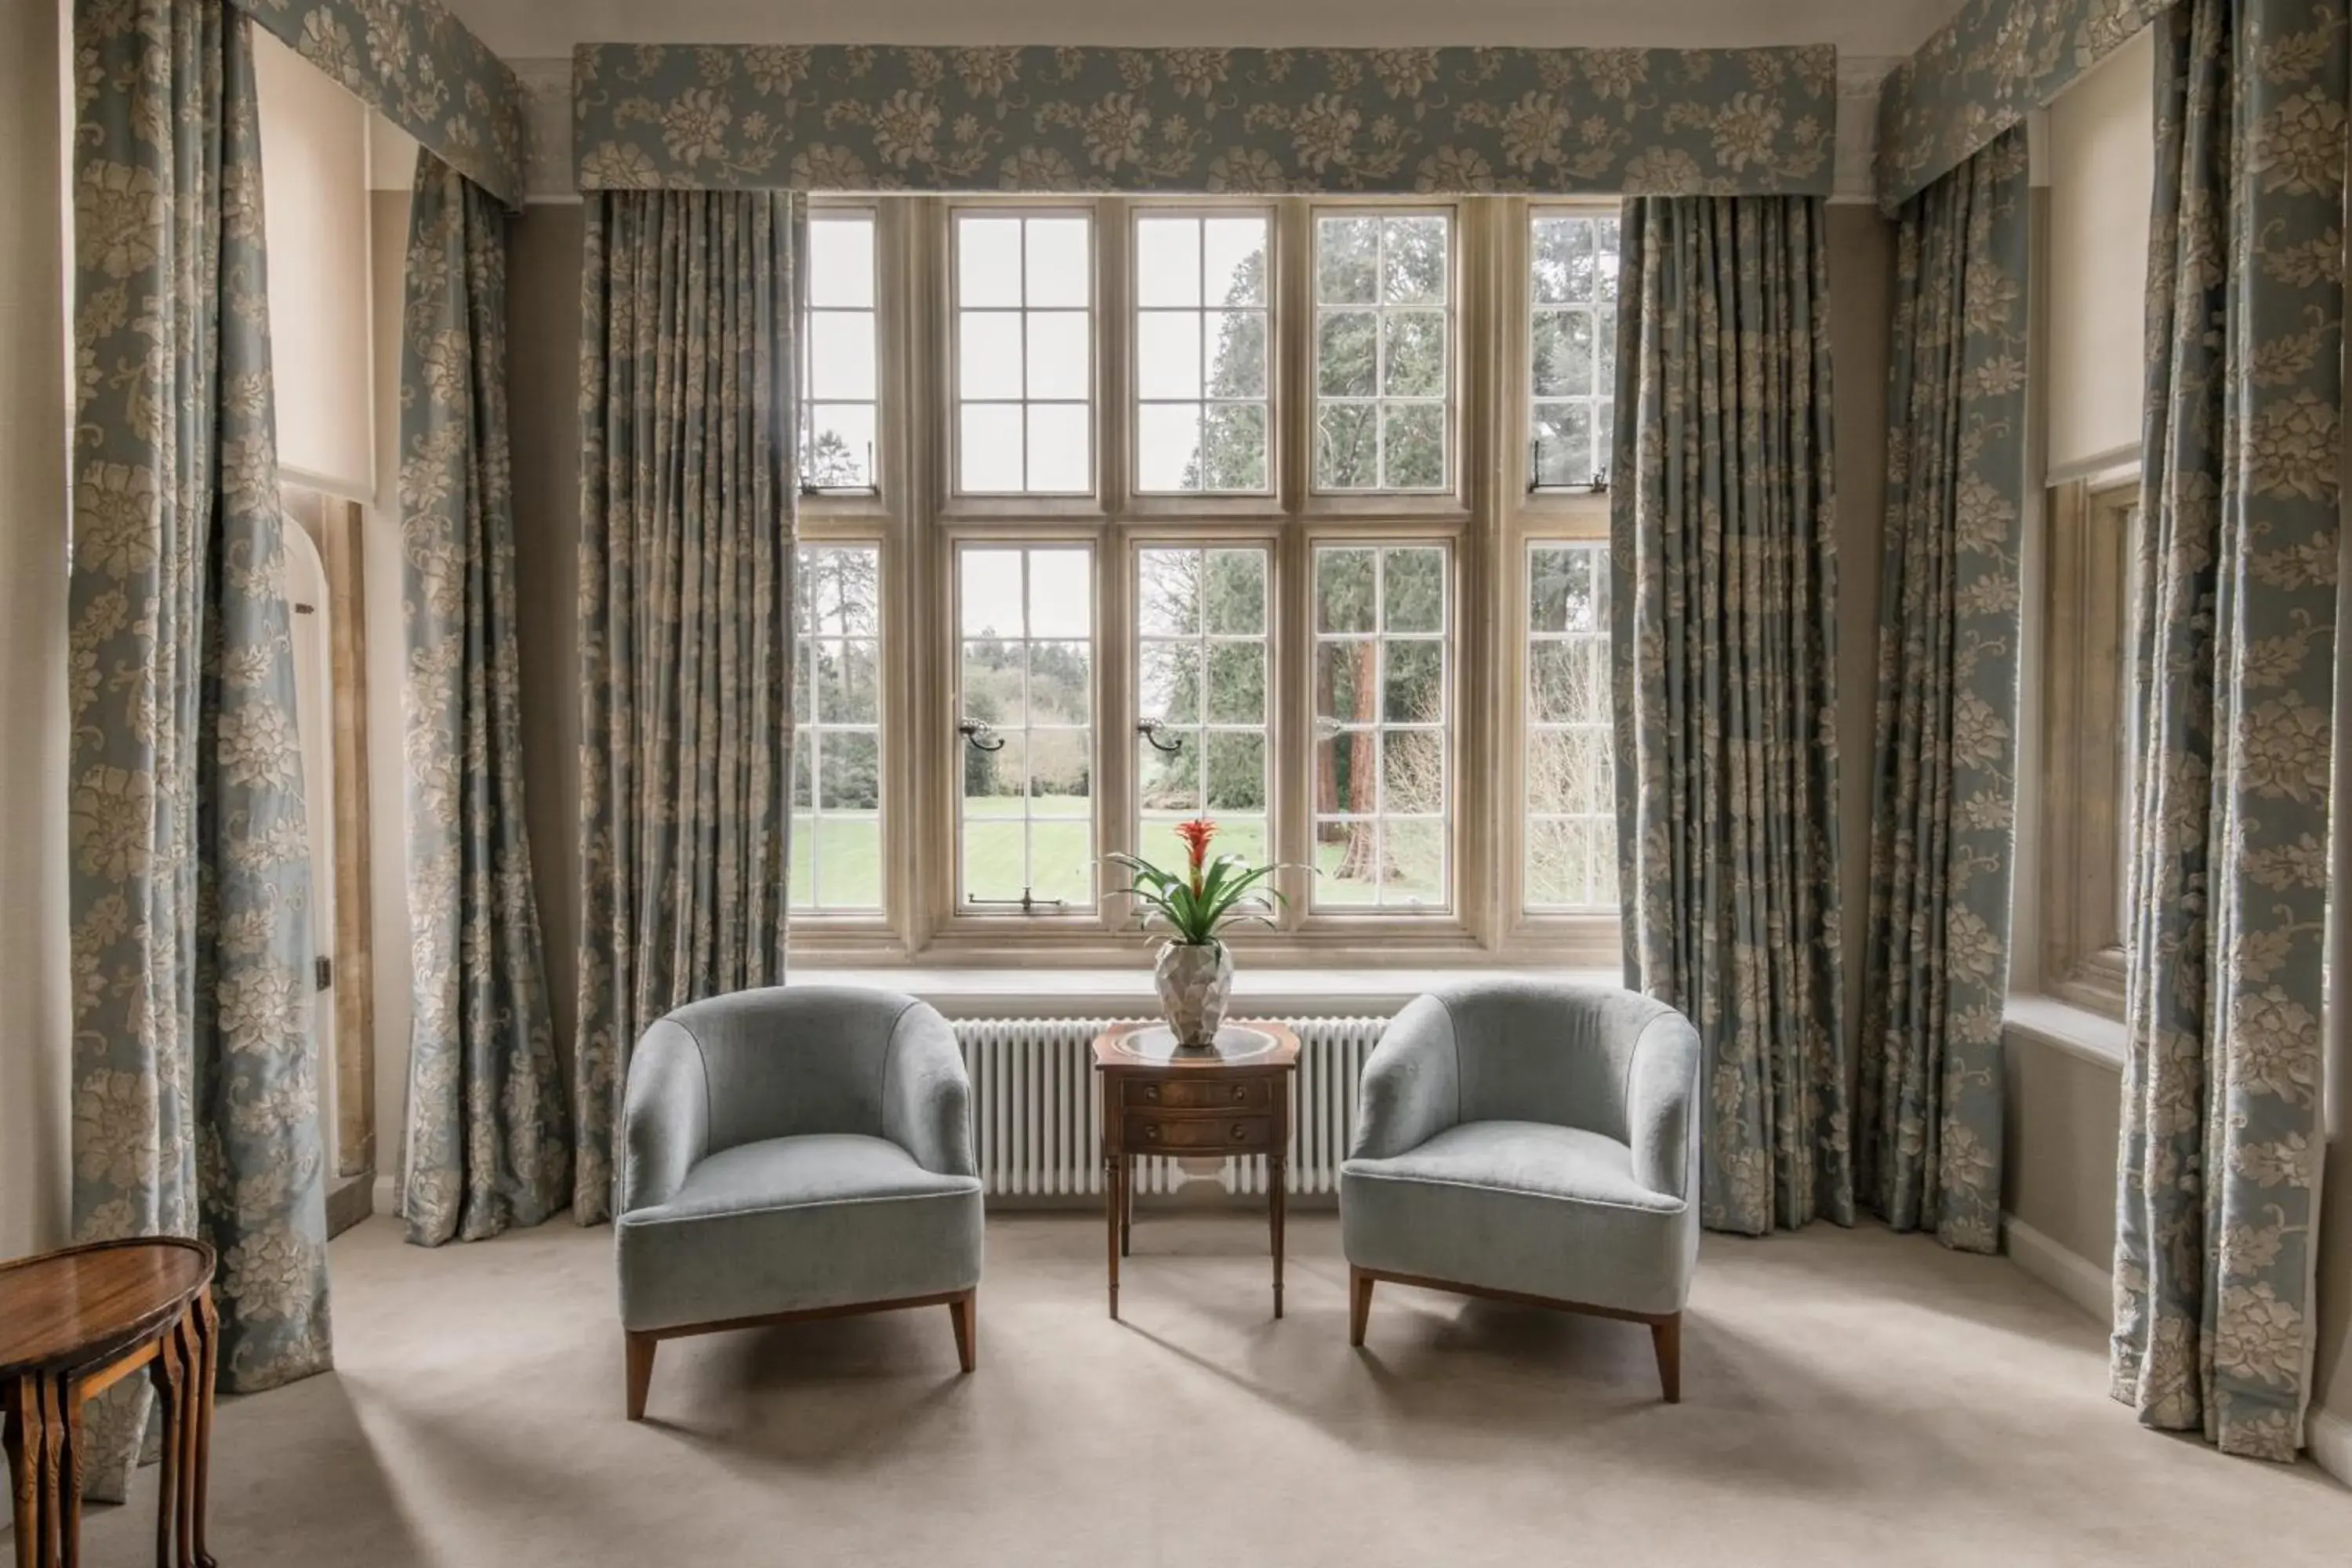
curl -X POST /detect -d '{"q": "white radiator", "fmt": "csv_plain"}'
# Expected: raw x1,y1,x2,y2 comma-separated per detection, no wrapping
953,1018,1386,1203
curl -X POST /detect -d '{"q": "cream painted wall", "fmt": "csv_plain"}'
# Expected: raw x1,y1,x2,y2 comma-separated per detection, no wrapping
367,189,416,1201
255,29,376,497
0,0,69,1262
1828,204,1892,1111
508,204,586,1062
2044,25,2152,477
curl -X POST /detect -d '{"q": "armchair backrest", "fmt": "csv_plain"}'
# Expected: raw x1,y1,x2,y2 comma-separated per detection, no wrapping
648,985,934,1156
1431,978,1687,1143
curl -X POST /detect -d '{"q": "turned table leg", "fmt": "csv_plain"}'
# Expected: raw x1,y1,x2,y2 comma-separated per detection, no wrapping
189,1291,219,1568
1103,1152,1121,1320
5,1374,46,1568
151,1318,186,1568
1269,1154,1287,1320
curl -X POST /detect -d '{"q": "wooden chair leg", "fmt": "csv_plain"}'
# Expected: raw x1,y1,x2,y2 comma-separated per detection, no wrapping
1348,1269,1374,1348
948,1293,977,1374
625,1334,657,1422
1650,1313,1682,1404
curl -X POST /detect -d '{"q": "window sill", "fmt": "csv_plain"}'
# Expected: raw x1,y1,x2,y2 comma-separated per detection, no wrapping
2003,993,2128,1070
786,963,1624,1020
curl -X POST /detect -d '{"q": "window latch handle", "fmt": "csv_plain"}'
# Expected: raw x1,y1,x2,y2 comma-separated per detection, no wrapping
1136,717,1184,755
957,717,1006,753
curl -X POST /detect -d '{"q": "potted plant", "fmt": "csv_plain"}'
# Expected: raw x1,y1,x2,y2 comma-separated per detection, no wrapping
1109,818,1283,1049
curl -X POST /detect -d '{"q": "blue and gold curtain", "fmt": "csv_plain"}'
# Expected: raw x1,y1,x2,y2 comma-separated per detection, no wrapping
1858,127,2030,1257
2113,0,2343,1463
1610,195,1853,1236
397,149,569,1246
67,0,330,1497
573,191,800,1223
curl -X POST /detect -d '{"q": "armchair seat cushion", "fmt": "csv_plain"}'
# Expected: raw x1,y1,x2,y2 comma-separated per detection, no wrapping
618,1133,982,1332
1342,1120,1692,1317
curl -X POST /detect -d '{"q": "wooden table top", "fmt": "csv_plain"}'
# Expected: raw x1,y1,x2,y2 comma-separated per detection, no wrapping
1091,1020,1301,1072
0,1237,214,1381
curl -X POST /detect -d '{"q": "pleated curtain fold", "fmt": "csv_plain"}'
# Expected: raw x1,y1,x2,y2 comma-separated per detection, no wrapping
1610,194,1854,1236
2112,0,2343,1462
65,0,332,1498
397,149,570,1246
572,190,800,1225
1858,128,2031,1256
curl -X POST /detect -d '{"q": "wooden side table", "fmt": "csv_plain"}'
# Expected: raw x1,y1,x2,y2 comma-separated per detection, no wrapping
0,1237,220,1568
1092,1021,1301,1321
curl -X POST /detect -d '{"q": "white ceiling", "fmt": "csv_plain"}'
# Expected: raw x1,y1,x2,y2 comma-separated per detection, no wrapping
450,0,1969,61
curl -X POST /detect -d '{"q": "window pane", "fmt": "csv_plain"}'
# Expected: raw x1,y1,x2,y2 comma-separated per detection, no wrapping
1530,213,1621,492
805,403,875,489
1138,312,1203,400
1134,546,1271,903
800,211,878,489
1134,212,1270,494
1315,212,1451,492
959,545,1094,911
1137,402,1203,492
790,543,884,913
1025,218,1091,307
1025,312,1090,401
1136,217,1201,306
1025,403,1091,494
959,311,1023,399
1525,540,1617,912
959,405,1024,492
1313,544,1451,910
956,211,1094,494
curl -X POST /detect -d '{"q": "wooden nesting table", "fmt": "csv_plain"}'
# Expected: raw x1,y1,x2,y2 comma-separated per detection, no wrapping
1092,1021,1301,1321
0,1237,220,1568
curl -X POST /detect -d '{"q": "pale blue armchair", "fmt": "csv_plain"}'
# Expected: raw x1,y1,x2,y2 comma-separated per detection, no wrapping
615,985,983,1419
1340,980,1702,1400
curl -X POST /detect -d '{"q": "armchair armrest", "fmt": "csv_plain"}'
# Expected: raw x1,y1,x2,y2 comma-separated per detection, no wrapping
621,1018,711,1216
1348,993,1462,1160
1625,1009,1702,1201
881,1001,975,1178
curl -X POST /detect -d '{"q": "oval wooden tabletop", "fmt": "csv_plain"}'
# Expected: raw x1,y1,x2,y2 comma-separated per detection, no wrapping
0,1237,213,1381
1091,1020,1301,1069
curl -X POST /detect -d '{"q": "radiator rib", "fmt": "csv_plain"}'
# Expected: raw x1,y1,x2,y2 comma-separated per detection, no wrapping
952,1018,1384,1203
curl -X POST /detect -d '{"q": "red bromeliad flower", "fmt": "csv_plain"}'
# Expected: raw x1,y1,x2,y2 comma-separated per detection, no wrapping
1174,818,1217,891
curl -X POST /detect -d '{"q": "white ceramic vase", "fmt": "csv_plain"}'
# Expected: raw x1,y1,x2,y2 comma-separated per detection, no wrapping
1154,940,1233,1049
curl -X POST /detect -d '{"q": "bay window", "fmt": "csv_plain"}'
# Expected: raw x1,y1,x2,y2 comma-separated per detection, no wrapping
793,197,1621,965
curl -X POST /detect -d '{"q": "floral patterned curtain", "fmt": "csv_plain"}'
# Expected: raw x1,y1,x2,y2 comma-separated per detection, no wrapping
573,191,800,1223
1857,128,2029,1257
1610,194,1853,1236
67,0,331,1498
397,149,569,1246
2112,0,2343,1463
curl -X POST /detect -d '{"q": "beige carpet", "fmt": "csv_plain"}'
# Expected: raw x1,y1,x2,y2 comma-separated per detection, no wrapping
76,1211,2349,1566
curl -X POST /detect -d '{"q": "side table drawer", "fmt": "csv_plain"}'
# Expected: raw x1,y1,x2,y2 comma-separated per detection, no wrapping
1126,1115,1272,1152
1123,1077,1272,1113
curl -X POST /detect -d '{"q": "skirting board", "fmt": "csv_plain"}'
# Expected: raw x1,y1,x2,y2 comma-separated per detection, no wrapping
2000,1214,2110,1322
2313,1411,2352,1489
2003,1214,2352,1488
372,1174,396,1218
